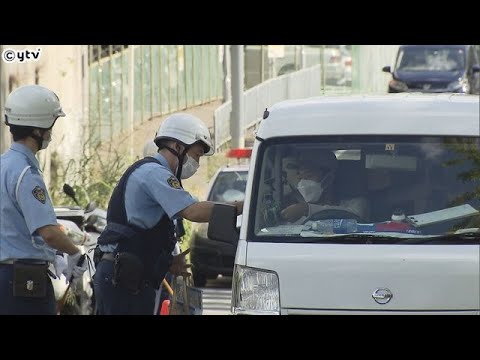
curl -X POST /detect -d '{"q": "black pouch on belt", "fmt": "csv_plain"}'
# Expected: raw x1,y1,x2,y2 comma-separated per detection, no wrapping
93,245,104,267
13,260,48,298
112,252,144,294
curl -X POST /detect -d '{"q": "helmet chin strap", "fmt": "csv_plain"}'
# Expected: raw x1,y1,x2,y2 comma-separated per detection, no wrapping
30,129,47,151
163,144,188,185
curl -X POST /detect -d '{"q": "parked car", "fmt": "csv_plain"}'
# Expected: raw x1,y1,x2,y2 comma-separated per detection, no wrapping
383,45,480,94
336,45,352,86
301,45,347,85
190,149,250,287
244,45,350,88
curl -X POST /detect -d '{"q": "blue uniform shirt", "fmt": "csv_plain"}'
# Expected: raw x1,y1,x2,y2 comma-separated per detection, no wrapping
125,153,196,228
100,153,196,253
0,143,58,262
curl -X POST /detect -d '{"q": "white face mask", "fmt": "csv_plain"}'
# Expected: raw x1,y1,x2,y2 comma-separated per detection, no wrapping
181,155,199,179
297,171,334,203
297,179,323,203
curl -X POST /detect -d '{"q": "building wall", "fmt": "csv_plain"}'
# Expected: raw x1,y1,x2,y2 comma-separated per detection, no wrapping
0,45,89,188
0,45,223,194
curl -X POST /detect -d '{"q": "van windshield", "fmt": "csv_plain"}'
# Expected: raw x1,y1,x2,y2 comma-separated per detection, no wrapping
396,47,466,72
250,136,480,244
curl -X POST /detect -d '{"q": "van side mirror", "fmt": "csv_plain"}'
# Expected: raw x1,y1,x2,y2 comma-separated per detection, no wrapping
472,64,480,73
208,203,239,245
382,66,391,73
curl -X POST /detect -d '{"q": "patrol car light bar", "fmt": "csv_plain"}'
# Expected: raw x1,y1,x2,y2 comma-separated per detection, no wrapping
227,148,252,159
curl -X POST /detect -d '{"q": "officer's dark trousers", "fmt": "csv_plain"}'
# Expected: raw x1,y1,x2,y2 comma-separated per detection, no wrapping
0,264,56,315
93,259,156,315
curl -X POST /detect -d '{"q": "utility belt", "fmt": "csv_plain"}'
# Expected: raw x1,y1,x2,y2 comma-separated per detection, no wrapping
0,259,49,265
96,221,175,295
95,247,167,294
1,259,51,298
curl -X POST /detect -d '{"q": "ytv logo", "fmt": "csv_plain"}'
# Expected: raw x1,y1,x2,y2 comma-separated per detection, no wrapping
2,48,42,63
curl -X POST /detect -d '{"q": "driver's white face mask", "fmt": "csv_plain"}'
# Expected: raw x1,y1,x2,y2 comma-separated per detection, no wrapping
297,179,323,202
181,154,199,179
297,170,334,203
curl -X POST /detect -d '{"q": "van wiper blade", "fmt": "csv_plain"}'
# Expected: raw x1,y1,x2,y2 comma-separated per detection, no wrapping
401,232,480,244
300,233,404,244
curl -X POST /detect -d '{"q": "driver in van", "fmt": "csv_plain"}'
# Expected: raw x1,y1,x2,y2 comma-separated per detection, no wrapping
280,149,368,223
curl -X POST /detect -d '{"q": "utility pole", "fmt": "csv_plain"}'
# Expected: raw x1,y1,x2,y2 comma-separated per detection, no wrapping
128,45,135,159
230,45,245,149
222,45,231,103
301,45,307,70
261,45,265,83
321,45,326,94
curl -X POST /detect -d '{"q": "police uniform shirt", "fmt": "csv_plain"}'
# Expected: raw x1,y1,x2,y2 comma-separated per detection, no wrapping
0,143,58,262
124,153,197,229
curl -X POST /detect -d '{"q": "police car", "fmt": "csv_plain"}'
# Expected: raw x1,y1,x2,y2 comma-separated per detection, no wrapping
190,148,250,287
209,93,480,314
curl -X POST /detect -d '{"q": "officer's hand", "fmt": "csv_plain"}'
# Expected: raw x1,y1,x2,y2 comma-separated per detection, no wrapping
54,252,68,278
280,202,308,222
63,251,88,283
169,248,192,277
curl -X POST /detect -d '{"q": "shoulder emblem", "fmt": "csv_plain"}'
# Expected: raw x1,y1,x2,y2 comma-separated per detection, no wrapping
167,176,182,189
32,186,46,204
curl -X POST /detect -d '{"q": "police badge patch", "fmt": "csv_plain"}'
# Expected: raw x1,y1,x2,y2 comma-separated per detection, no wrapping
32,186,46,204
167,176,181,189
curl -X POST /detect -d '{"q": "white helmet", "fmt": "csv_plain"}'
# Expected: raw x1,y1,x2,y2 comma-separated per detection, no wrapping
143,140,158,157
4,85,66,129
154,113,214,156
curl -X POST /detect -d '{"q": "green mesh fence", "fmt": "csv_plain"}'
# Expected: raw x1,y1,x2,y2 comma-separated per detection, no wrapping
89,45,223,145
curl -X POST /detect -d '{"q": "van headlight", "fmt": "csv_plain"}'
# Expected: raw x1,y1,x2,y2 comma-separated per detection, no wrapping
447,79,469,93
389,79,408,92
231,265,280,315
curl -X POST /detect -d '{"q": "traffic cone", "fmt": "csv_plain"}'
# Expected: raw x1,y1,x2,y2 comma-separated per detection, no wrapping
160,299,170,315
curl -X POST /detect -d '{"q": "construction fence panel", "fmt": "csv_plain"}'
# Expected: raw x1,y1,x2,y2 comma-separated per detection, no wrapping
88,45,223,145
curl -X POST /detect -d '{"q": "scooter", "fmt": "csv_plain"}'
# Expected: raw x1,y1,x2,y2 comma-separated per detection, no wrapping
63,184,106,271
49,218,94,315
52,184,106,315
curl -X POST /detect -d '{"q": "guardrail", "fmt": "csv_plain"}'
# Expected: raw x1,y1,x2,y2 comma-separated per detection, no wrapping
214,64,351,152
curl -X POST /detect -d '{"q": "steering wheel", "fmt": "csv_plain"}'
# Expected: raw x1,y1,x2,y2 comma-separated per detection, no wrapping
303,209,366,224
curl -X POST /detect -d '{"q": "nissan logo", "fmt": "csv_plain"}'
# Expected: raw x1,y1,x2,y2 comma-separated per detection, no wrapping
372,288,393,304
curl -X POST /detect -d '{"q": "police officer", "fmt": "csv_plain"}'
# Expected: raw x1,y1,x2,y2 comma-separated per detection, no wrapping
0,85,88,315
144,139,187,314
94,113,243,315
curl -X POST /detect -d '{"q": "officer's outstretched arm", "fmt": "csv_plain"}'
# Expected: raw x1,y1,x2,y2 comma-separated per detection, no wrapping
179,201,215,223
37,225,81,256
179,201,243,223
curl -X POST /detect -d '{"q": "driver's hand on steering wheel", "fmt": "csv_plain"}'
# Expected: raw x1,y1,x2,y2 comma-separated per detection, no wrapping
281,202,308,222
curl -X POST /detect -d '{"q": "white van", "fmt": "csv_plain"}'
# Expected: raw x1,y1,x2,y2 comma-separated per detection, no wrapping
208,93,480,315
